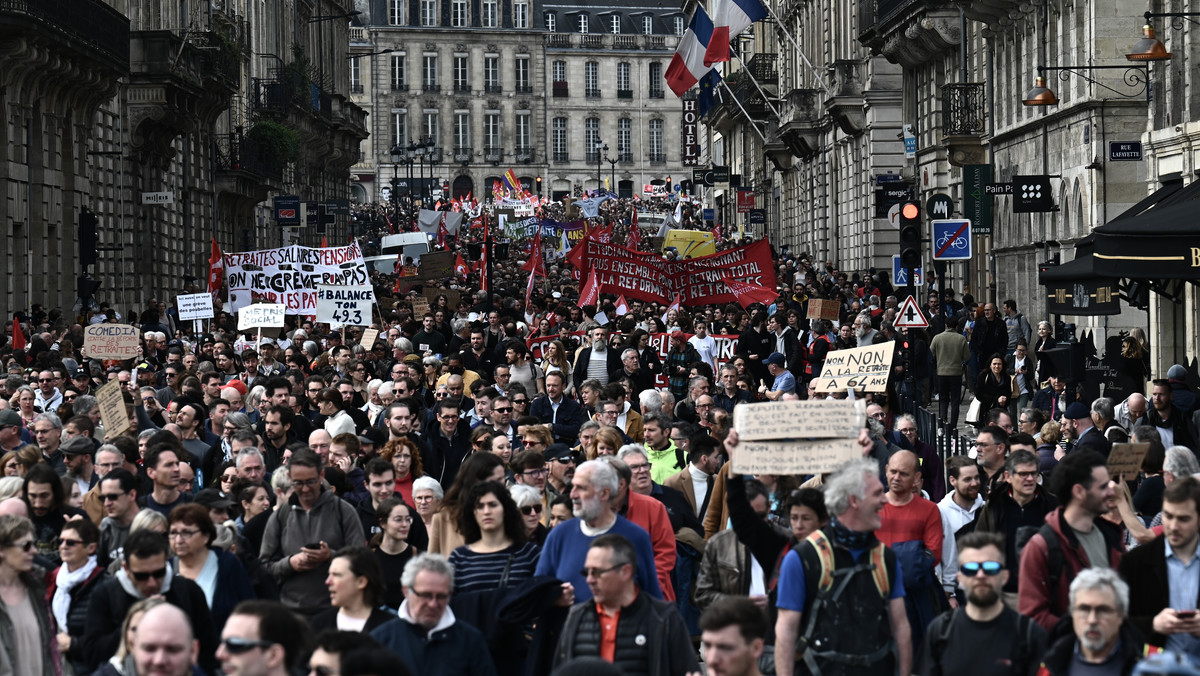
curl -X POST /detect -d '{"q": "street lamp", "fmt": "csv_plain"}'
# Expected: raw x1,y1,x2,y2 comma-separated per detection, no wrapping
426,140,439,201
390,143,404,231
603,146,618,196
1020,63,1151,106
595,142,606,192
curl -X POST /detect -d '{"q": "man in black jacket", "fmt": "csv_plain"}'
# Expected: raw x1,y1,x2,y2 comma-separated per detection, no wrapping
969,303,1008,366
83,530,219,673
422,399,472,486
571,325,623,392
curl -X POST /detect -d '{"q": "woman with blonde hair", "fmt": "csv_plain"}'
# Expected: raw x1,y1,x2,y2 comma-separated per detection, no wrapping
586,427,624,460
92,597,167,676
540,340,573,394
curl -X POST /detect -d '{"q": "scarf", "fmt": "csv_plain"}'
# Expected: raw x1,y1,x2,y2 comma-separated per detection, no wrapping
53,556,98,630
827,515,875,551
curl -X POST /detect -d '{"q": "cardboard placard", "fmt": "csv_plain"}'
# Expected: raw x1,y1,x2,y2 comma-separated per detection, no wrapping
315,286,374,327
1106,443,1151,480
360,328,380,349
421,287,463,309
237,303,286,330
813,341,894,393
83,324,140,360
734,400,865,442
95,379,131,438
176,293,214,321
731,439,862,476
806,298,840,321
412,297,431,317
418,251,456,280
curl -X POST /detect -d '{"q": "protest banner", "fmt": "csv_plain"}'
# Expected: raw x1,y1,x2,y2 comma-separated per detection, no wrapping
83,324,140,360
566,233,775,307
806,299,840,321
360,328,380,349
316,285,374,327
95,379,130,438
1107,443,1151,479
176,293,214,321
237,303,286,330
813,341,894,393
731,400,865,475
224,242,370,314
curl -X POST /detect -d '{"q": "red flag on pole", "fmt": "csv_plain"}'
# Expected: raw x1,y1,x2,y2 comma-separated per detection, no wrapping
722,271,780,309
614,295,629,316
207,238,224,296
628,216,642,249
11,318,25,352
524,267,536,310
436,216,448,249
578,269,600,308
455,253,469,278
320,236,328,249
661,292,682,323
520,230,546,277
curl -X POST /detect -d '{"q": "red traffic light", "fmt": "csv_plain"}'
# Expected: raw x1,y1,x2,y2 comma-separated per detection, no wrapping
901,202,919,219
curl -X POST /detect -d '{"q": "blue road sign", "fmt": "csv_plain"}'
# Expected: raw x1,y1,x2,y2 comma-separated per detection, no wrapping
931,219,972,260
702,208,715,221
891,255,923,286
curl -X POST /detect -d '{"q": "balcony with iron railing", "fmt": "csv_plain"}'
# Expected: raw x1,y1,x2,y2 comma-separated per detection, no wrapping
350,83,364,94
214,131,284,182
617,89,633,99
427,147,443,163
586,88,601,98
484,83,502,93
552,81,569,97
453,82,471,93
515,84,533,94
453,147,473,163
424,83,441,93
746,52,778,86
515,147,534,163
941,82,988,166
0,0,130,72
649,88,664,99
618,152,633,163
649,153,666,164
484,147,504,163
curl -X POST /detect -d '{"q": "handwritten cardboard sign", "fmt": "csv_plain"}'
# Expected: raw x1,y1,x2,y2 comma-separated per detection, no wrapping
237,303,286,331
83,324,140,360
412,297,430,317
176,293,214,321
731,438,862,476
360,328,380,349
806,298,840,321
734,400,865,442
814,341,894,393
1107,443,1151,480
316,285,373,327
95,379,130,438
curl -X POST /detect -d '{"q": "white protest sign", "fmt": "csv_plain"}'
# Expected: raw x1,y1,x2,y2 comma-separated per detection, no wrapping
95,379,130,438
237,304,286,330
360,328,380,349
731,400,866,475
224,242,371,314
176,293,214,321
813,341,894,393
316,285,374,327
83,324,141,360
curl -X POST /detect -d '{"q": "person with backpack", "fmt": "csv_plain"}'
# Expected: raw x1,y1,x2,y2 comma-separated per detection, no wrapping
1018,451,1124,633
917,531,1048,676
774,457,911,676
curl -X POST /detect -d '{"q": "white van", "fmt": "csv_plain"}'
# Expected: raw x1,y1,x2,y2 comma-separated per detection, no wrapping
363,232,431,275
637,212,668,235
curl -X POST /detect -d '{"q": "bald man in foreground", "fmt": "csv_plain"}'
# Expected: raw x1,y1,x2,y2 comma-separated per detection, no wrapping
133,604,200,676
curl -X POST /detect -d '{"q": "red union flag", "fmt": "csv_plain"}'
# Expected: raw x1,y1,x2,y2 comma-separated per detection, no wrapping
722,271,779,309
578,269,600,308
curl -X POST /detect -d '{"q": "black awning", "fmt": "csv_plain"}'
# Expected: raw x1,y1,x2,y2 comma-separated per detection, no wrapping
1109,179,1185,221
1092,193,1200,279
1038,252,1121,315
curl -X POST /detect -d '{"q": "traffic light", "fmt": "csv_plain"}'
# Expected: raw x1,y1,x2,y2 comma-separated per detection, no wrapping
79,207,98,267
898,202,921,269
666,176,672,192
77,274,101,303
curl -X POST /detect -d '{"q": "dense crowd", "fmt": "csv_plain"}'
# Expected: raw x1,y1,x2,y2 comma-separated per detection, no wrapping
0,211,1194,676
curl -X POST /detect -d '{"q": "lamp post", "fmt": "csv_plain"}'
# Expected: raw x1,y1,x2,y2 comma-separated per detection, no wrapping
595,142,605,192
390,143,403,231
1020,63,1151,106
426,140,439,201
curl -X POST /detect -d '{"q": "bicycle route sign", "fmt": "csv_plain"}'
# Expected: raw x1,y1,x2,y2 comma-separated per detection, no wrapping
931,219,972,261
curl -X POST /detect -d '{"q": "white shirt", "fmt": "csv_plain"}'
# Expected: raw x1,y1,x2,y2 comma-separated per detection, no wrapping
689,335,718,370
688,463,709,517
937,491,986,592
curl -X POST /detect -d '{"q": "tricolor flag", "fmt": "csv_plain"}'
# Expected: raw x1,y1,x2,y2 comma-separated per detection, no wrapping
661,292,682,323
705,0,768,66
207,238,224,296
614,295,629,316
503,169,522,195
664,6,714,97
578,269,600,308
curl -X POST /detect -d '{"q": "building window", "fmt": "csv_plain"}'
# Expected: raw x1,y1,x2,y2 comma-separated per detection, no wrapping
390,55,407,91
485,113,501,149
552,60,566,82
674,16,684,35
388,0,404,25
617,62,630,92
585,61,599,98
423,55,439,90
451,0,468,27
515,56,530,92
552,117,568,162
610,15,621,34
578,14,588,33
642,16,653,34
514,0,529,28
424,111,439,145
648,119,664,162
617,118,631,160
648,62,663,97
545,11,556,31
392,111,407,147
453,56,469,92
421,0,436,26
516,113,530,150
454,112,470,150
585,117,600,161
482,0,497,27
349,57,362,93
484,56,500,92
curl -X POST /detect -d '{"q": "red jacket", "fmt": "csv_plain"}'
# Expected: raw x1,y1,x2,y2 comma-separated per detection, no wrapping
623,490,678,601
1018,507,1124,632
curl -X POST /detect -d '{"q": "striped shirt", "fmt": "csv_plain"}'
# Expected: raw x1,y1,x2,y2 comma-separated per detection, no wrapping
448,541,542,595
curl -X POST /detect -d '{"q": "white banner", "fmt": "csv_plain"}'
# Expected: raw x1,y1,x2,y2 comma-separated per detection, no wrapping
237,303,286,330
176,293,214,321
316,285,374,327
224,243,370,314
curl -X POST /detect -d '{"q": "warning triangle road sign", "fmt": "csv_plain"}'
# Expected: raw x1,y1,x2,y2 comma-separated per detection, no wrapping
894,296,929,329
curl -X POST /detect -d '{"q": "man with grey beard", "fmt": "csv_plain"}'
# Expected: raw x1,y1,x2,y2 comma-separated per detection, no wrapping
854,312,879,347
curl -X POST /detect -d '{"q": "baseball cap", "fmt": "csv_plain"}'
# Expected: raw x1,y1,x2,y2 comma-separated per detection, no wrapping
543,443,573,462
764,352,786,367
1062,402,1091,420
0,410,21,428
670,329,686,340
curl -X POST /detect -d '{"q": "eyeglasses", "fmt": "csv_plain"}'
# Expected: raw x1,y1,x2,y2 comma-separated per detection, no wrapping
695,403,713,409
130,567,168,581
519,504,544,516
492,407,512,413
958,561,1004,577
59,538,82,548
6,541,33,552
409,589,451,603
293,478,321,488
100,492,126,502
897,427,917,434
38,378,53,383
522,468,548,477
221,638,275,654
626,462,650,473
169,529,199,539
1073,604,1118,619
1011,470,1039,479
579,564,623,578
390,515,414,524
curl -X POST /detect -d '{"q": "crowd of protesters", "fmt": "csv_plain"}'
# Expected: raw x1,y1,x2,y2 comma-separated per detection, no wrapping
0,192,1194,676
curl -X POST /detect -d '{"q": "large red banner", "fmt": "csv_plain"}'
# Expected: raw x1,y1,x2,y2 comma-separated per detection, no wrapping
566,234,776,307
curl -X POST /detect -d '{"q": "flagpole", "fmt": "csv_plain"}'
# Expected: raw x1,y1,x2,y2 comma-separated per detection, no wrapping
718,81,769,143
760,4,830,94
730,51,782,118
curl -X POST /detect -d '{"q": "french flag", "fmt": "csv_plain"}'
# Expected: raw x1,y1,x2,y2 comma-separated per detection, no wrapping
665,6,714,97
704,0,767,66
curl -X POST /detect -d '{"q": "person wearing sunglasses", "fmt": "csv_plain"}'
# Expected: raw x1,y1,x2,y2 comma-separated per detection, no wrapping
218,600,314,676
49,518,106,676
82,529,221,674
0,514,57,676
509,484,548,547
917,530,1047,676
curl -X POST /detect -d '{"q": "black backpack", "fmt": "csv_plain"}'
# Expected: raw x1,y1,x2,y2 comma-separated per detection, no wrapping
927,608,1039,676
